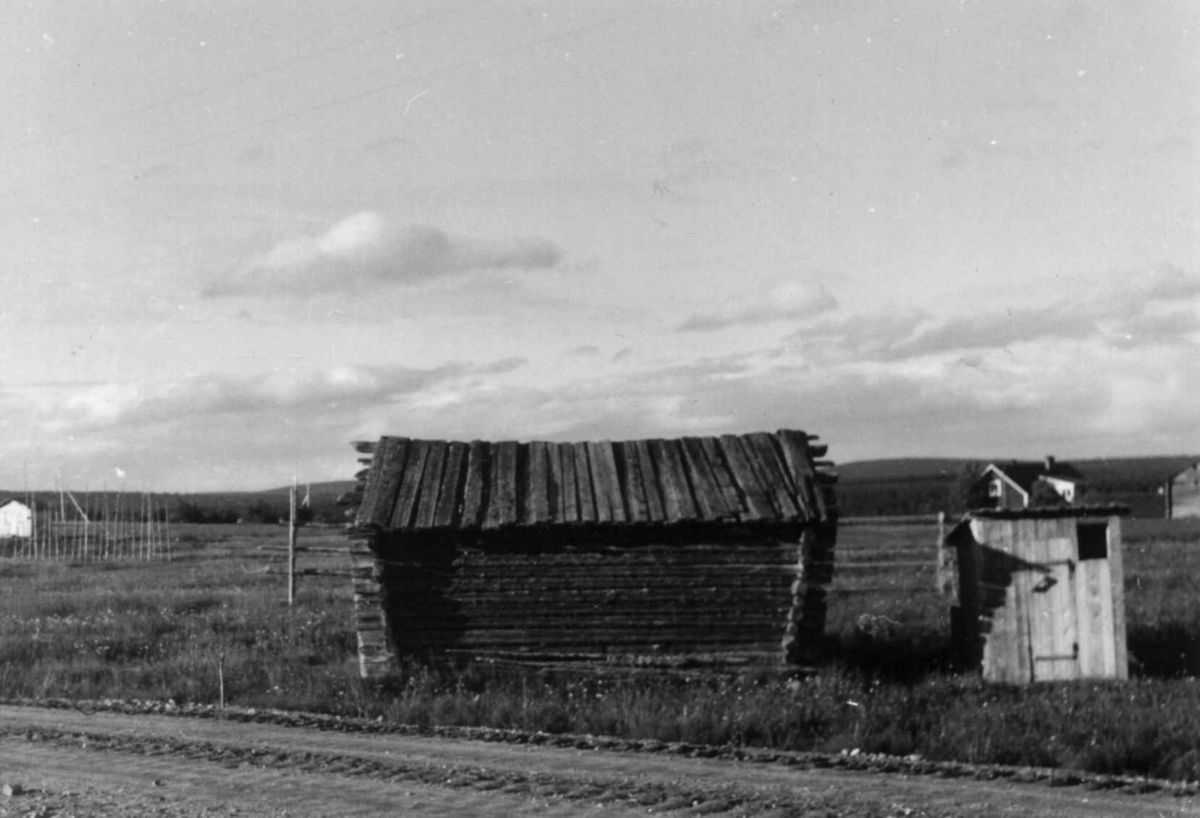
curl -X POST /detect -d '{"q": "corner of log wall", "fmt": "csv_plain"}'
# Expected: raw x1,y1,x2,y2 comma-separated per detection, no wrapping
344,440,397,680
348,534,395,679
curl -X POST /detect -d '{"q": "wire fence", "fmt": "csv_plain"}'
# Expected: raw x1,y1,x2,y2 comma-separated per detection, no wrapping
0,490,170,561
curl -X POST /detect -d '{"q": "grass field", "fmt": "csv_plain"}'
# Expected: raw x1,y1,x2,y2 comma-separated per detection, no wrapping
1,519,1198,782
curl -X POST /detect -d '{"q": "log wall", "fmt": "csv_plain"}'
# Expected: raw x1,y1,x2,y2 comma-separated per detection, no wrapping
342,430,839,676
373,527,821,667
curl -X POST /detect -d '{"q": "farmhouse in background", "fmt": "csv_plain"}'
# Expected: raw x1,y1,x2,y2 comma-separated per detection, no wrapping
343,430,838,679
974,457,1086,509
943,505,1129,684
1163,462,1200,519
0,498,33,538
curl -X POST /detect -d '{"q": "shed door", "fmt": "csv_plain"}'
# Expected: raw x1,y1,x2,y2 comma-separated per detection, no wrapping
1027,537,1080,682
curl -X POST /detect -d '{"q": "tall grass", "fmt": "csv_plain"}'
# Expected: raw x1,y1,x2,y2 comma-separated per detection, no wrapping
0,520,1198,781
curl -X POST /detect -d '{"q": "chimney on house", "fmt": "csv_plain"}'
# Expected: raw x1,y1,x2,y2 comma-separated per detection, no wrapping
1044,455,1056,472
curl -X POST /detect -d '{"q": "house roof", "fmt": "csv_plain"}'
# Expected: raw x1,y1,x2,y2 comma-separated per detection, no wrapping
351,430,834,532
984,460,1086,494
0,498,31,511
966,503,1128,520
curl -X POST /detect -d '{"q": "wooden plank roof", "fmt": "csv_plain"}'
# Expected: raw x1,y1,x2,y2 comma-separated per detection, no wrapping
350,429,834,532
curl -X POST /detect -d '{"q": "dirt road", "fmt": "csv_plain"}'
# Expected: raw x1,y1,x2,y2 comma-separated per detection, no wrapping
0,704,1195,817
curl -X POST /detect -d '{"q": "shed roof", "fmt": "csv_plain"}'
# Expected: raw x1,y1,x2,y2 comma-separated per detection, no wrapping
351,429,834,532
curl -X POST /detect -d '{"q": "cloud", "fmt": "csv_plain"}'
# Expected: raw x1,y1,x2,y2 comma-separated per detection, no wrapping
134,162,176,180
678,281,837,332
783,265,1200,364
236,143,268,165
5,356,533,490
362,135,409,153
45,358,527,434
206,212,564,297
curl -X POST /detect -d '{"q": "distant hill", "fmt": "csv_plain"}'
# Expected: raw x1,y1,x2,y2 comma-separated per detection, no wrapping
259,480,358,498
836,458,972,482
1072,456,1199,491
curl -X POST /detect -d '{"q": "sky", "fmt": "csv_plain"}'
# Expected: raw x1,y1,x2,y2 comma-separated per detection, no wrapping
1,0,1198,491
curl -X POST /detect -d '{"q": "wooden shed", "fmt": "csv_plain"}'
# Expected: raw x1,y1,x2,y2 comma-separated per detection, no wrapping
343,430,838,678
943,506,1128,684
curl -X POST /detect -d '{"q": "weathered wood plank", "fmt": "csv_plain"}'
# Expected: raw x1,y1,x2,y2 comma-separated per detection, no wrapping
1108,515,1128,679
680,437,731,520
774,429,820,519
358,437,409,529
484,440,519,529
744,432,801,520
633,439,665,522
524,441,552,525
619,441,649,523
718,435,775,521
459,441,490,528
391,439,431,529
559,443,579,523
698,436,743,516
352,440,377,454
432,441,468,528
546,441,565,523
572,443,596,523
412,441,447,529
588,441,625,523
586,442,614,523
650,438,698,522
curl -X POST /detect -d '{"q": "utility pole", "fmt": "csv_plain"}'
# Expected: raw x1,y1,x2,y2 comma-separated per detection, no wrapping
288,474,298,606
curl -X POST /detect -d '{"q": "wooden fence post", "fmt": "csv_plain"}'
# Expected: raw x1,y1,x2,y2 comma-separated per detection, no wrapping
288,477,298,606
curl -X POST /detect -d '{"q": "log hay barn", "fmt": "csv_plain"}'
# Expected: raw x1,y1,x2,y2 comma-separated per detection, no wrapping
343,430,838,678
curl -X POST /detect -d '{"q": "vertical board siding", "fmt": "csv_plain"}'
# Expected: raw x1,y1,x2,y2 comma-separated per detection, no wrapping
718,435,775,521
413,441,447,530
460,441,491,529
573,443,596,523
595,441,627,523
359,437,410,529
558,443,579,523
1107,516,1128,679
619,441,650,523
681,437,731,521
698,436,743,517
650,439,698,522
545,441,564,524
524,441,551,525
586,441,619,524
391,440,431,529
745,433,801,520
484,441,519,529
633,439,666,522
433,442,468,528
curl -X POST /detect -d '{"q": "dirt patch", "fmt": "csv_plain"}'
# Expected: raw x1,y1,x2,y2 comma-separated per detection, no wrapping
0,702,1195,817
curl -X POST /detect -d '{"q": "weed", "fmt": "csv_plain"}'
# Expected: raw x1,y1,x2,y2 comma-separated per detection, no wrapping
1,520,1198,781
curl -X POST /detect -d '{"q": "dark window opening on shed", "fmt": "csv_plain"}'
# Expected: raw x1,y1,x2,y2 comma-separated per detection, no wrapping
1077,523,1108,561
